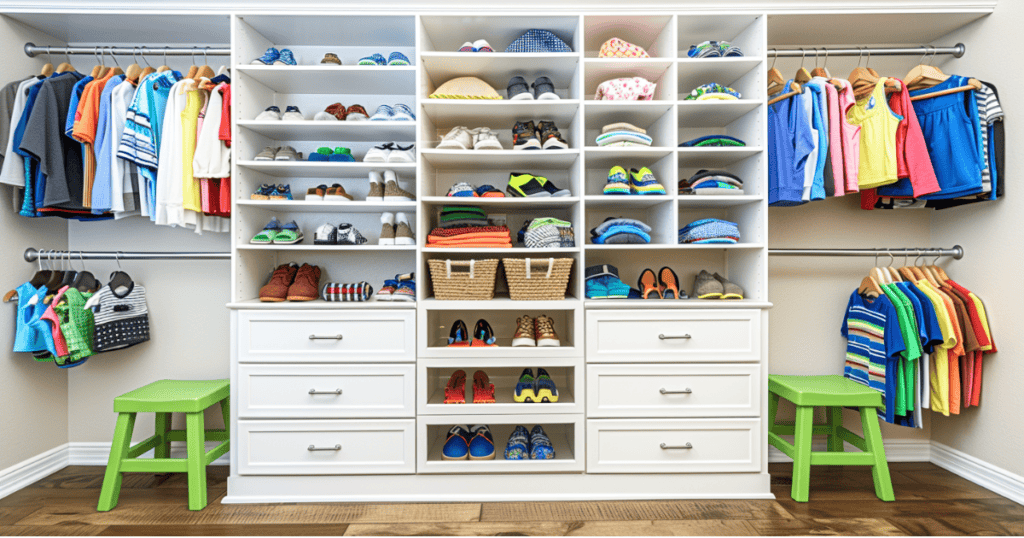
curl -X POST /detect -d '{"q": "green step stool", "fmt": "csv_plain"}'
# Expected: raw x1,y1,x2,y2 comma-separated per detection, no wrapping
768,375,894,503
98,379,230,512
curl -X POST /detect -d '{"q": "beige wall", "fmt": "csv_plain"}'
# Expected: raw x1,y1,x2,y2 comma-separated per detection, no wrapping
0,16,70,470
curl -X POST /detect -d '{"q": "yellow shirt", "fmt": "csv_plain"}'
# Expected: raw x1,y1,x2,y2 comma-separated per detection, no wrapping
847,78,901,189
181,89,206,213
915,281,956,415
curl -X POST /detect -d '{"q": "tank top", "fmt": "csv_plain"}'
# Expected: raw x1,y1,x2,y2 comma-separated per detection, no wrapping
847,78,902,189
13,282,47,353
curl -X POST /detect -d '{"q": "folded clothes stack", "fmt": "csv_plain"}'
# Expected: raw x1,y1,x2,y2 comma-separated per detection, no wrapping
679,135,746,147
590,217,652,244
427,225,512,248
584,264,632,299
520,218,576,248
678,218,741,244
595,122,653,148
679,170,745,195
439,206,488,228
683,83,742,101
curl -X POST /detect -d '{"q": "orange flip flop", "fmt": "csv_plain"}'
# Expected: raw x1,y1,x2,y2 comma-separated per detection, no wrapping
472,370,496,403
659,266,681,299
638,268,661,299
444,370,467,404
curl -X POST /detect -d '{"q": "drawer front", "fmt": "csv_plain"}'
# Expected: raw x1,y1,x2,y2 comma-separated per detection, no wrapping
239,310,415,363
586,310,760,363
238,364,415,418
237,420,415,475
588,364,760,418
586,419,760,474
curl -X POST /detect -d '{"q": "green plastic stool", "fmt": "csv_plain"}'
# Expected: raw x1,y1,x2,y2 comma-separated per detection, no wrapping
768,375,894,503
97,379,230,512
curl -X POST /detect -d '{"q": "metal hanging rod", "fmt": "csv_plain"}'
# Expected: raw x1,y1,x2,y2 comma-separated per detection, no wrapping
23,43,230,58
769,246,963,260
768,43,965,59
24,248,229,262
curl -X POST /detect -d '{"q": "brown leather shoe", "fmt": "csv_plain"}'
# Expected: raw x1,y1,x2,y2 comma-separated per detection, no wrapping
287,263,321,301
346,104,369,121
259,263,298,302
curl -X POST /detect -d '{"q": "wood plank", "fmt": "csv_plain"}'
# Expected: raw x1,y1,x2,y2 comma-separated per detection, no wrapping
100,524,351,536
18,503,481,526
894,469,1005,498
0,486,226,508
887,517,1019,536
567,520,760,536
343,520,759,536
748,517,907,536
24,466,229,490
774,498,1020,520
0,525,108,536
344,522,571,536
480,501,793,522
0,507,44,526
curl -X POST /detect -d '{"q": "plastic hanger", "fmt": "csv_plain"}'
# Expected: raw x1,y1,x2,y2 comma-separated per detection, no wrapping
40,46,54,77
157,47,172,73
767,53,786,96
70,251,100,293
59,251,79,288
108,252,134,295
794,48,812,84
55,47,75,74
42,249,66,293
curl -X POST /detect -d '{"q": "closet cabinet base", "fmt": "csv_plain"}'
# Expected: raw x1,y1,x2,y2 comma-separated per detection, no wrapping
224,473,772,503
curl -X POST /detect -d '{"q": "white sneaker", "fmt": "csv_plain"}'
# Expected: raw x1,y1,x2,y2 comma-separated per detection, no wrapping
280,106,304,121
255,106,281,121
437,126,474,150
364,143,392,163
473,128,503,150
387,144,415,163
313,111,338,121
472,39,494,53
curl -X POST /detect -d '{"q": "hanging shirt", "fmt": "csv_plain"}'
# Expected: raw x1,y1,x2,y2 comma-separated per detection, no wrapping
834,79,861,194
910,76,985,200
119,70,182,218
90,283,150,353
768,90,813,206
809,77,845,195
55,287,95,366
872,79,941,200
72,69,120,209
154,78,190,227
847,78,902,189
36,286,70,359
20,71,88,211
801,81,828,201
797,86,822,201
841,291,906,424
90,74,126,214
0,77,44,188
110,78,142,218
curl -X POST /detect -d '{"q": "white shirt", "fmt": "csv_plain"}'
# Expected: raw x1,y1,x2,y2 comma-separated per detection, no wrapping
154,79,189,227
110,79,141,219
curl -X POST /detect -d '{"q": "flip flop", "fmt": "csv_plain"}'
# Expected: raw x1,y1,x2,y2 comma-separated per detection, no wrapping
658,266,681,299
638,268,661,299
472,370,496,403
249,217,282,244
444,370,467,404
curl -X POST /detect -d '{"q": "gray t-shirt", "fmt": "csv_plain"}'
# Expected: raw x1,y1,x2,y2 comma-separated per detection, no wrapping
0,77,34,168
19,71,85,209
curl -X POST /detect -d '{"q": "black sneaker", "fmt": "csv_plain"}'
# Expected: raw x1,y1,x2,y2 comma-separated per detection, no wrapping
532,76,559,100
512,121,541,150
507,76,533,100
507,172,551,197
472,319,498,346
536,175,571,197
537,121,568,150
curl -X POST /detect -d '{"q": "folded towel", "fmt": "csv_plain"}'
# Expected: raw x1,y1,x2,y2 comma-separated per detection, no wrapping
591,217,652,237
679,135,746,147
601,122,646,135
593,225,652,244
678,218,740,244
596,130,653,146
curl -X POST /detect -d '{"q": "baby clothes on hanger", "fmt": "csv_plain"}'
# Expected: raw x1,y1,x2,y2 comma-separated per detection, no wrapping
90,281,149,353
56,287,96,366
847,77,902,190
767,82,815,206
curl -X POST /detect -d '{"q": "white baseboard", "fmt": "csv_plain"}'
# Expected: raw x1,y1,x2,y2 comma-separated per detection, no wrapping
769,439,932,463
68,441,230,466
0,443,70,499
930,441,1024,505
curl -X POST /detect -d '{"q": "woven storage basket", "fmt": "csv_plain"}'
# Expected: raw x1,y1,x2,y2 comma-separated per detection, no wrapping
503,258,574,301
428,259,499,300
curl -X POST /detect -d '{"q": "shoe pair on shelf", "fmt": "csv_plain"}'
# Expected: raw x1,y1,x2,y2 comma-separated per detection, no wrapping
369,170,415,201
251,183,293,200
365,143,416,163
251,47,296,65
255,105,303,121
446,182,505,198
314,103,368,121
458,39,494,52
250,217,303,245
513,120,568,150
514,368,559,403
637,267,688,299
254,146,301,161
585,264,632,299
443,425,495,460
508,76,558,100
505,425,555,460
313,223,368,246
507,172,570,197
369,104,416,121
603,166,667,195
444,370,496,404
259,263,320,302
308,147,354,162
376,273,415,301
379,212,415,245
512,315,560,347
447,319,496,347
694,270,744,300
305,184,353,201
437,126,503,151
358,52,411,66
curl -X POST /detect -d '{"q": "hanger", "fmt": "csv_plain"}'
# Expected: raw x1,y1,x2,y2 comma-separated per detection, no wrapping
905,46,948,91
70,251,100,293
196,47,215,81
42,250,66,293
40,46,54,77
922,251,947,285
897,250,917,282
89,47,108,79
108,252,134,295
810,48,831,78
124,47,143,84
55,47,75,74
915,252,942,288
794,48,812,84
858,252,884,298
767,53,786,96
157,47,172,73
59,251,79,288
768,80,801,106
848,47,876,95
185,48,200,80
139,47,156,79
885,251,903,282
106,47,125,77
4,251,46,302
910,77,982,101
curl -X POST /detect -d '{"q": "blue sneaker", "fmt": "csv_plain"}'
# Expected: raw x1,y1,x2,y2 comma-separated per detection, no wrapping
514,369,536,403
359,53,387,66
274,48,297,66
504,426,530,460
251,47,280,65
585,278,609,299
442,425,470,460
529,425,555,460
535,368,559,403
468,425,495,460
370,104,395,121
387,52,411,66
600,275,631,299
269,184,293,201
393,104,416,121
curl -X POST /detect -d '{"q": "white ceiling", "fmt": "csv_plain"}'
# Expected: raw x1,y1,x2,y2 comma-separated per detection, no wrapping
6,13,230,45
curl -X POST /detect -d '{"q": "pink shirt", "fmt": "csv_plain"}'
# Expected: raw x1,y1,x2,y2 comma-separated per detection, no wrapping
41,286,69,359
812,78,847,196
834,79,861,193
887,78,940,196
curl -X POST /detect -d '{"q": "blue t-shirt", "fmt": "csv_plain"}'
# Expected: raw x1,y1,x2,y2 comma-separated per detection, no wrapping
64,75,93,138
768,92,814,206
841,291,907,423
904,282,945,353
91,74,125,214
803,82,828,200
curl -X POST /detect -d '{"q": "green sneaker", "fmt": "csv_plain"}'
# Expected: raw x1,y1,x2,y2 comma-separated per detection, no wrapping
250,217,282,244
506,172,550,197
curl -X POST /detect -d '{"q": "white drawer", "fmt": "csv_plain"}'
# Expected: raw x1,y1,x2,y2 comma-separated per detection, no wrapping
587,364,760,418
238,364,415,419
585,310,760,363
586,419,760,474
237,420,415,475
238,310,415,363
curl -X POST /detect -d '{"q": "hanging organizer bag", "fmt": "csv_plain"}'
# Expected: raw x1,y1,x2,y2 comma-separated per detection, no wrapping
503,258,574,301
428,259,499,300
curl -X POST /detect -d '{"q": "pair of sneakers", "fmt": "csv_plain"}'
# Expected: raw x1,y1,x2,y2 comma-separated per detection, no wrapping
369,104,416,121
506,172,570,198
255,105,303,121
365,143,416,163
314,103,368,121
437,126,503,151
358,52,411,66
251,183,293,200
446,319,497,347
259,263,320,302
380,212,415,245
686,40,744,58
368,170,415,201
254,146,301,161
512,316,560,347
443,425,495,460
585,264,631,299
513,120,568,150
250,217,302,245
514,368,559,403
603,166,667,195
377,273,415,301
313,223,367,246
693,270,744,300
504,425,555,460
458,39,494,52
306,184,353,201
308,147,354,162
251,47,296,65
507,76,558,100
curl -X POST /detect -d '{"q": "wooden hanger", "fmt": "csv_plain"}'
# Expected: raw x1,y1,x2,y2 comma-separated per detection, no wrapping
858,275,883,298
185,48,200,80
910,77,982,101
124,46,143,84
810,48,831,78
905,46,949,91
196,47,216,81
40,46,54,77
157,47,172,73
767,55,786,97
89,47,110,79
54,48,75,74
768,81,801,106
104,48,124,77
794,48,812,84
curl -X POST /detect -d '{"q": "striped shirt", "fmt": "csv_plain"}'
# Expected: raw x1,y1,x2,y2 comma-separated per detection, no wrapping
974,84,1003,194
841,291,906,423
91,284,150,352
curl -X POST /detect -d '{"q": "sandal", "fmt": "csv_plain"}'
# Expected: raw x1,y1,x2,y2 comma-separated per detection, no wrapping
444,370,467,404
658,266,681,299
324,183,353,201
472,319,498,347
638,268,661,299
447,319,470,347
472,370,496,403
272,220,304,244
249,217,281,244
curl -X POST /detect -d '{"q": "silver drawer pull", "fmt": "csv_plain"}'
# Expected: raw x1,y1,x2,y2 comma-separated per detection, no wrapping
309,334,343,340
660,442,693,450
660,388,693,395
308,444,342,452
658,334,692,340
309,389,342,395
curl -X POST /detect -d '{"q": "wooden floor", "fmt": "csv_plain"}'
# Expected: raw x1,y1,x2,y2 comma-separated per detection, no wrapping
1,463,1021,536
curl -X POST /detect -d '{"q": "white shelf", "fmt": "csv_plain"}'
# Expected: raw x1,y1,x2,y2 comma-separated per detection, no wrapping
677,147,763,167
421,100,580,128
419,297,580,311
420,196,579,209
583,195,673,208
677,100,762,127
420,52,580,89
584,148,675,169
421,389,577,416
585,243,765,250
676,195,763,207
238,161,415,178
420,149,580,169
236,65,416,95
584,299,772,309
227,298,416,310
422,247,580,254
676,58,762,92
421,431,578,474
583,101,674,127
237,244,418,251
236,200,418,213
237,120,417,141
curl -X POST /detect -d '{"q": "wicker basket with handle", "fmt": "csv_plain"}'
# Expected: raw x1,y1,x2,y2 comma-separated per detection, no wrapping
502,258,574,301
427,259,499,300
